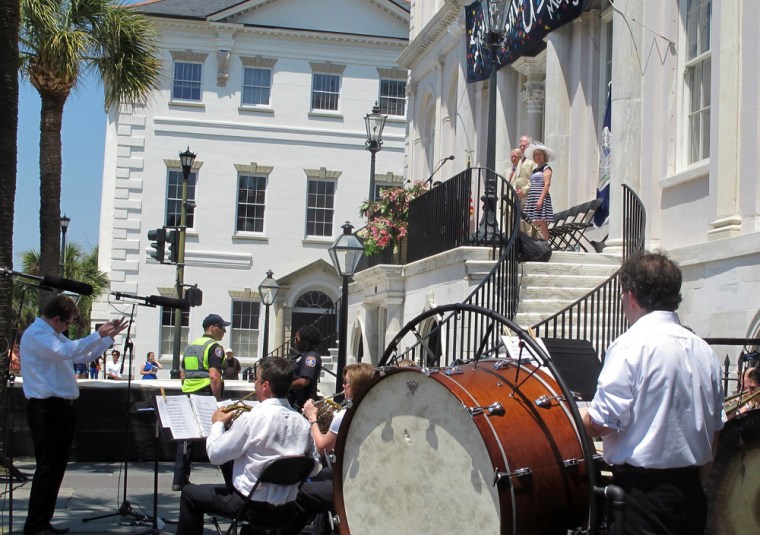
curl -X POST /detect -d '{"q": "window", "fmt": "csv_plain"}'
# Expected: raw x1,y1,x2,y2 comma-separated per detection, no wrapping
242,67,272,106
166,170,197,228
231,300,260,359
311,73,340,111
684,0,711,164
172,61,202,101
237,174,267,233
379,79,407,116
306,179,335,237
373,183,394,202
160,307,189,357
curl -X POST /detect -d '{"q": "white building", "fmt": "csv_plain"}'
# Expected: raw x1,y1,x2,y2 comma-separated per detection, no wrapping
344,0,760,366
92,0,410,377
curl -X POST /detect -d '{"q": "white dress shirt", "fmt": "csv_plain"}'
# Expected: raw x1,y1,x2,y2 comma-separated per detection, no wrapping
21,317,114,400
588,311,724,468
206,397,319,505
106,359,122,378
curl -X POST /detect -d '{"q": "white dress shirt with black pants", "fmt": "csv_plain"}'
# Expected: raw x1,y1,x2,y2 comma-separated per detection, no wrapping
587,311,724,534
21,317,114,534
177,398,319,535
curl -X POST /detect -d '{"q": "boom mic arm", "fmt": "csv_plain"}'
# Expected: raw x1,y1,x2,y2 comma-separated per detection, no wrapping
424,155,455,186
112,292,190,309
1,268,94,296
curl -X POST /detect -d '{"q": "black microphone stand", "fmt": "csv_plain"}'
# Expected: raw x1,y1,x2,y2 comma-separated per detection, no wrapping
82,302,156,531
424,155,454,187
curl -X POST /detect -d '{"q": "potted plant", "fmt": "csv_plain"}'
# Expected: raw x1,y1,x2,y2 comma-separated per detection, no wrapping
358,181,427,258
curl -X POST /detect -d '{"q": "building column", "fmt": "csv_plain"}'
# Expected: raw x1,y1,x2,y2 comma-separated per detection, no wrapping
607,0,643,252
511,53,546,143
708,0,742,239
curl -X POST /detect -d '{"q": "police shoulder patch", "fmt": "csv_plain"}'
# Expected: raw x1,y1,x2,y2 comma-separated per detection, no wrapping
305,355,317,367
214,346,224,358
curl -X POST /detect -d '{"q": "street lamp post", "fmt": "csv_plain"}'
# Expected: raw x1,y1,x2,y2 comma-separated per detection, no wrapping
258,270,280,358
328,222,364,384
171,147,196,379
59,214,70,277
364,102,387,202
473,0,509,244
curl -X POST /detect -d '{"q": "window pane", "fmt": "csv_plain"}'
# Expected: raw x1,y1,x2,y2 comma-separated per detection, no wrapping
242,67,272,106
231,300,260,359
165,170,197,228
237,175,267,232
160,307,189,356
306,179,335,236
379,79,407,116
172,62,202,101
311,73,340,111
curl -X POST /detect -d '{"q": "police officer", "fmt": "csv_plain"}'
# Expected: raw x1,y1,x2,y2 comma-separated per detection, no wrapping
288,324,323,411
172,313,229,491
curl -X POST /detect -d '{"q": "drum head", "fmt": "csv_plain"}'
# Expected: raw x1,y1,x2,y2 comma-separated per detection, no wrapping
338,369,501,533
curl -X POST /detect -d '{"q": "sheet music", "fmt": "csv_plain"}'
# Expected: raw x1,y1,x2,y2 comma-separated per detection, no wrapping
155,395,201,440
500,335,549,362
189,394,218,437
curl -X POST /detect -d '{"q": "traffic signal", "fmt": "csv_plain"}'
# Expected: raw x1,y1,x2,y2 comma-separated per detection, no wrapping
185,286,203,307
147,228,166,263
167,229,180,264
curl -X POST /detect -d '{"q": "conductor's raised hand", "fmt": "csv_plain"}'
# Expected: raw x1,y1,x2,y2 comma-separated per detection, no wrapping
98,317,129,339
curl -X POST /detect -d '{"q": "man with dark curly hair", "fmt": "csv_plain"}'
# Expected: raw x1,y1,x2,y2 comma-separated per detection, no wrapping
583,251,724,534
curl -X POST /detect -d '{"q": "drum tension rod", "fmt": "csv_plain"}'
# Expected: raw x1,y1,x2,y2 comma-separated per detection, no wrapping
467,401,505,416
493,467,533,487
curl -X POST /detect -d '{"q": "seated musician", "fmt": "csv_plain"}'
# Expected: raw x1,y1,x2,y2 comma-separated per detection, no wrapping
737,366,760,415
176,356,319,535
281,363,375,535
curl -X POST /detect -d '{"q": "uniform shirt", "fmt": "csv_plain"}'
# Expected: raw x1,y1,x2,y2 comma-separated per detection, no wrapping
206,397,319,504
289,350,322,409
21,317,114,400
588,311,724,468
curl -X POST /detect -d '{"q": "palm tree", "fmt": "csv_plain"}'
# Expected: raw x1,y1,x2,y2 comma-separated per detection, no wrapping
18,0,161,309
0,0,21,386
14,244,110,338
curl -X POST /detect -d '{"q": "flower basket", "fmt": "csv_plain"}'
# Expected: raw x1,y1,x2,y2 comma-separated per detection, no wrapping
358,181,426,258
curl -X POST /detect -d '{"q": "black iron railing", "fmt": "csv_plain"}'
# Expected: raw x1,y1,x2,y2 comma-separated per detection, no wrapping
532,184,647,360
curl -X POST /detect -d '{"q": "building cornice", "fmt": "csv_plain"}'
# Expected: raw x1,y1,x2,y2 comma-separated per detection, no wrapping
210,0,409,26
397,0,466,69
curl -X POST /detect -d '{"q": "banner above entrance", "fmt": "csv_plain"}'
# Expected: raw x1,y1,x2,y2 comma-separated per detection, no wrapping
466,0,586,83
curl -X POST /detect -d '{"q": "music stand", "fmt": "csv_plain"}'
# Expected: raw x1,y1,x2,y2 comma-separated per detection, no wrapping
539,338,603,401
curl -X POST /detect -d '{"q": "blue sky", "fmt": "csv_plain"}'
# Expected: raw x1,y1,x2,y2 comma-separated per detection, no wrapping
15,74,106,264
14,0,144,266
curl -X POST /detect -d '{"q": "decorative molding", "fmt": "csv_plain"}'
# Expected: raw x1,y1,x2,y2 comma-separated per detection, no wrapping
228,288,261,300
234,162,274,175
377,67,407,80
217,50,230,86
169,50,209,63
163,159,204,170
240,56,277,68
397,4,462,69
521,81,545,113
309,61,346,74
511,51,547,78
157,287,178,297
304,167,342,179
375,172,404,184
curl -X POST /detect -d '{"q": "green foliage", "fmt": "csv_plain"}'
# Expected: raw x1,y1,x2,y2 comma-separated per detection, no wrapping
358,181,427,256
14,244,109,338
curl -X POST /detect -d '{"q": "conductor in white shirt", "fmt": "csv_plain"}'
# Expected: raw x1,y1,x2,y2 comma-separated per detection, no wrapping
21,295,127,535
583,252,724,534
177,356,319,535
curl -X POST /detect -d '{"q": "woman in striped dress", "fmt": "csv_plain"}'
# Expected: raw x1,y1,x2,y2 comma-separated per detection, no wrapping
524,142,555,240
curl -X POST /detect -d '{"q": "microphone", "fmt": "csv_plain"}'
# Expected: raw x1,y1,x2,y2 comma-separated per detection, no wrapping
147,295,190,309
425,155,455,186
40,275,94,296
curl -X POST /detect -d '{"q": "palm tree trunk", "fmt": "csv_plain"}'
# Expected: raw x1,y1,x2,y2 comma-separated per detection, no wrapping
0,0,20,388
38,93,67,311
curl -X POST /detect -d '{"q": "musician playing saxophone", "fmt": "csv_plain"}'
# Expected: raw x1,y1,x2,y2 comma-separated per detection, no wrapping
281,363,375,535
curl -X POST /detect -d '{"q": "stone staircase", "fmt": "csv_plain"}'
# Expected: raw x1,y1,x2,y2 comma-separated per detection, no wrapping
512,251,621,330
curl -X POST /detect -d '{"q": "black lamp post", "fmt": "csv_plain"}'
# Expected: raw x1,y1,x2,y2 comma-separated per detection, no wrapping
258,270,280,358
364,101,387,202
171,147,196,379
59,214,70,277
328,222,364,384
473,0,509,244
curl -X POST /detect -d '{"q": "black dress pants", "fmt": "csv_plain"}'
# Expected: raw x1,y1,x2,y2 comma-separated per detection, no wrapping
24,397,76,534
610,466,706,535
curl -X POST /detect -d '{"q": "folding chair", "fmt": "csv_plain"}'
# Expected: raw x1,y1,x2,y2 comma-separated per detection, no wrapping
221,455,319,535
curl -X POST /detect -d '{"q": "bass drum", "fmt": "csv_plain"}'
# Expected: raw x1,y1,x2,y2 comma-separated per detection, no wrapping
706,409,760,534
334,361,590,534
